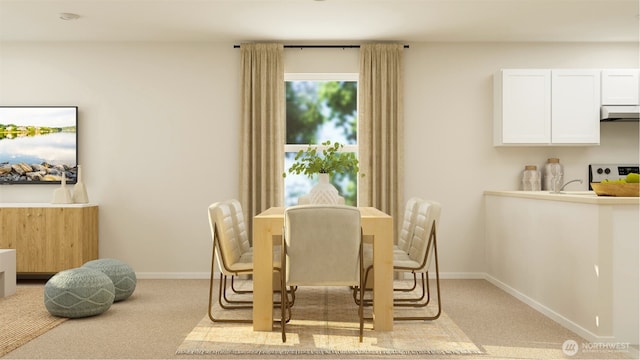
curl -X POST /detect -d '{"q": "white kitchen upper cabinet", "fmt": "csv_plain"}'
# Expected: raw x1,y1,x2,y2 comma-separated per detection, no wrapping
494,68,600,146
601,69,640,105
551,70,600,145
494,69,551,145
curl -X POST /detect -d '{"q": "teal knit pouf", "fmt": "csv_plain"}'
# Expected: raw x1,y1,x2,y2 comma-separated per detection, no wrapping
44,268,115,318
83,258,136,301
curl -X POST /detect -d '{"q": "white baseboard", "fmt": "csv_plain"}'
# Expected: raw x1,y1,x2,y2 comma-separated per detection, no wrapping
483,273,613,344
135,272,210,279
399,272,486,280
441,272,486,279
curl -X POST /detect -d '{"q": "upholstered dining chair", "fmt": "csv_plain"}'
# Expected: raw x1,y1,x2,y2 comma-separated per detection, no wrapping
359,198,442,321
356,198,424,299
392,197,422,292
280,205,365,342
207,199,286,323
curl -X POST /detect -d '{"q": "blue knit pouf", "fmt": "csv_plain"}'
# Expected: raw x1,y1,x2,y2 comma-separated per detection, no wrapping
44,268,115,318
83,258,136,302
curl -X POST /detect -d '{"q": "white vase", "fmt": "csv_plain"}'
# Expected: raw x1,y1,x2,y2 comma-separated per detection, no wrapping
72,165,89,204
51,172,73,204
299,173,345,205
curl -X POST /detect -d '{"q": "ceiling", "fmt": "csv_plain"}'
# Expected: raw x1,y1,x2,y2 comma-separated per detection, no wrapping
0,0,638,43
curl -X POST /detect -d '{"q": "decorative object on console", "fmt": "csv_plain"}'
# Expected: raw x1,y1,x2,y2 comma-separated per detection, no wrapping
51,173,72,204
72,165,88,203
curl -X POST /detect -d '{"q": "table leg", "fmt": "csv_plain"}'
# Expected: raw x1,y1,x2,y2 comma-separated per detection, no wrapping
252,218,274,331
372,218,394,331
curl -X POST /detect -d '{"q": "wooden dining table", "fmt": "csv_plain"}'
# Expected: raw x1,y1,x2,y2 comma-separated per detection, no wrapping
252,206,394,332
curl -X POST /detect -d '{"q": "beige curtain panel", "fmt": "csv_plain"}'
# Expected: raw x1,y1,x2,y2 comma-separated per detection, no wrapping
239,43,285,238
358,43,405,238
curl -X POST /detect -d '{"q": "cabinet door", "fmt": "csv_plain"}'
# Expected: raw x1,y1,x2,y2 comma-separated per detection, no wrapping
0,206,99,273
11,208,48,273
551,70,600,145
601,69,640,105
494,69,551,145
36,207,99,272
0,208,20,249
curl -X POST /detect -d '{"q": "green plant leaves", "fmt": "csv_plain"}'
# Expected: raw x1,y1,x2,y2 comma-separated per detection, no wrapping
283,140,360,179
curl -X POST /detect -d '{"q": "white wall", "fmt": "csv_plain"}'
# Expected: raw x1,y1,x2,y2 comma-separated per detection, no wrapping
0,41,637,277
0,42,241,277
404,42,639,276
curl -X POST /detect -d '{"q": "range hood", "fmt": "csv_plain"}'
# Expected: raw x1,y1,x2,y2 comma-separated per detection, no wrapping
600,105,640,122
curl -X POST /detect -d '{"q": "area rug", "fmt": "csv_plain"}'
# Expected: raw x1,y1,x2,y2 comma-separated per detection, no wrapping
0,284,67,357
177,284,483,355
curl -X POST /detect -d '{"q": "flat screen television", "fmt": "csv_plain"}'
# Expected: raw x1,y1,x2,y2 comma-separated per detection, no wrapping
0,106,78,184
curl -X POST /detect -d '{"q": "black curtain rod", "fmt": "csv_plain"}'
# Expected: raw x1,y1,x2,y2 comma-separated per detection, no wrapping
233,44,409,49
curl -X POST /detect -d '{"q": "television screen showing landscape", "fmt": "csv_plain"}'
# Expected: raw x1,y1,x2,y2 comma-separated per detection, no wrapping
0,106,78,184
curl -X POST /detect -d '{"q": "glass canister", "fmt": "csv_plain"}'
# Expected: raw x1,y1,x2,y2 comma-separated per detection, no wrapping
521,165,541,191
543,158,564,191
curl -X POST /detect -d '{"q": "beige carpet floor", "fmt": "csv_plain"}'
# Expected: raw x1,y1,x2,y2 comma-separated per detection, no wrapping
0,284,67,357
178,285,481,355
2,279,638,359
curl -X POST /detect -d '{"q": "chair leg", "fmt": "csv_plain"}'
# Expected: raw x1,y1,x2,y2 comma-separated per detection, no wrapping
281,267,287,342
394,272,418,292
208,252,253,323
220,275,253,308
359,282,364,342
208,244,290,323
231,275,294,299
221,274,294,306
354,267,426,307
230,275,252,294
354,241,442,321
353,270,427,307
394,235,442,321
353,265,373,306
394,272,428,306
359,244,365,343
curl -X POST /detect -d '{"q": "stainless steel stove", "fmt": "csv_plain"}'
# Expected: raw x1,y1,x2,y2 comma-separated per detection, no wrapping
588,163,640,189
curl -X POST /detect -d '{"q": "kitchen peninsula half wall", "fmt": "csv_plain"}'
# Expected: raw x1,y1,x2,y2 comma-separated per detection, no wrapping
484,191,639,344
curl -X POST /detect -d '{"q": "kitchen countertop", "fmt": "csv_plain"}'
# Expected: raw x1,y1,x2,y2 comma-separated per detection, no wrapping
484,190,640,205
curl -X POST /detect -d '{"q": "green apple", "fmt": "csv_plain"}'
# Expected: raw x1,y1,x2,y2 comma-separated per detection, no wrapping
626,173,640,183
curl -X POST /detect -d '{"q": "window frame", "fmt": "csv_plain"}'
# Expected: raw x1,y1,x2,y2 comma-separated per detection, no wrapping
284,72,360,205
284,72,359,154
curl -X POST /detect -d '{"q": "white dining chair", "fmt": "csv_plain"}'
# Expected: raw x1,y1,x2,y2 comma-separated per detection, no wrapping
207,199,288,323
280,205,365,342
359,198,442,321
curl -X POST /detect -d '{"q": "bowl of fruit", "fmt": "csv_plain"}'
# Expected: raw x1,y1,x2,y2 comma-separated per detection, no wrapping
591,173,640,197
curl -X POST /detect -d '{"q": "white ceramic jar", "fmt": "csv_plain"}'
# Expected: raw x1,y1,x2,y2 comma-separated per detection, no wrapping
543,158,564,191
522,165,541,191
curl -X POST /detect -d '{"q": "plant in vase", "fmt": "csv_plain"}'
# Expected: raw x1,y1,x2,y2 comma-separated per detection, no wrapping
283,140,362,205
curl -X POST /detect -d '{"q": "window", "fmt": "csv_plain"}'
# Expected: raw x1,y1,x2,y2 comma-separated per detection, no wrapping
284,73,358,206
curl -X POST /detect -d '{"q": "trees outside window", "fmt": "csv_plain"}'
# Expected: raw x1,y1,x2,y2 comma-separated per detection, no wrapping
284,73,358,206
